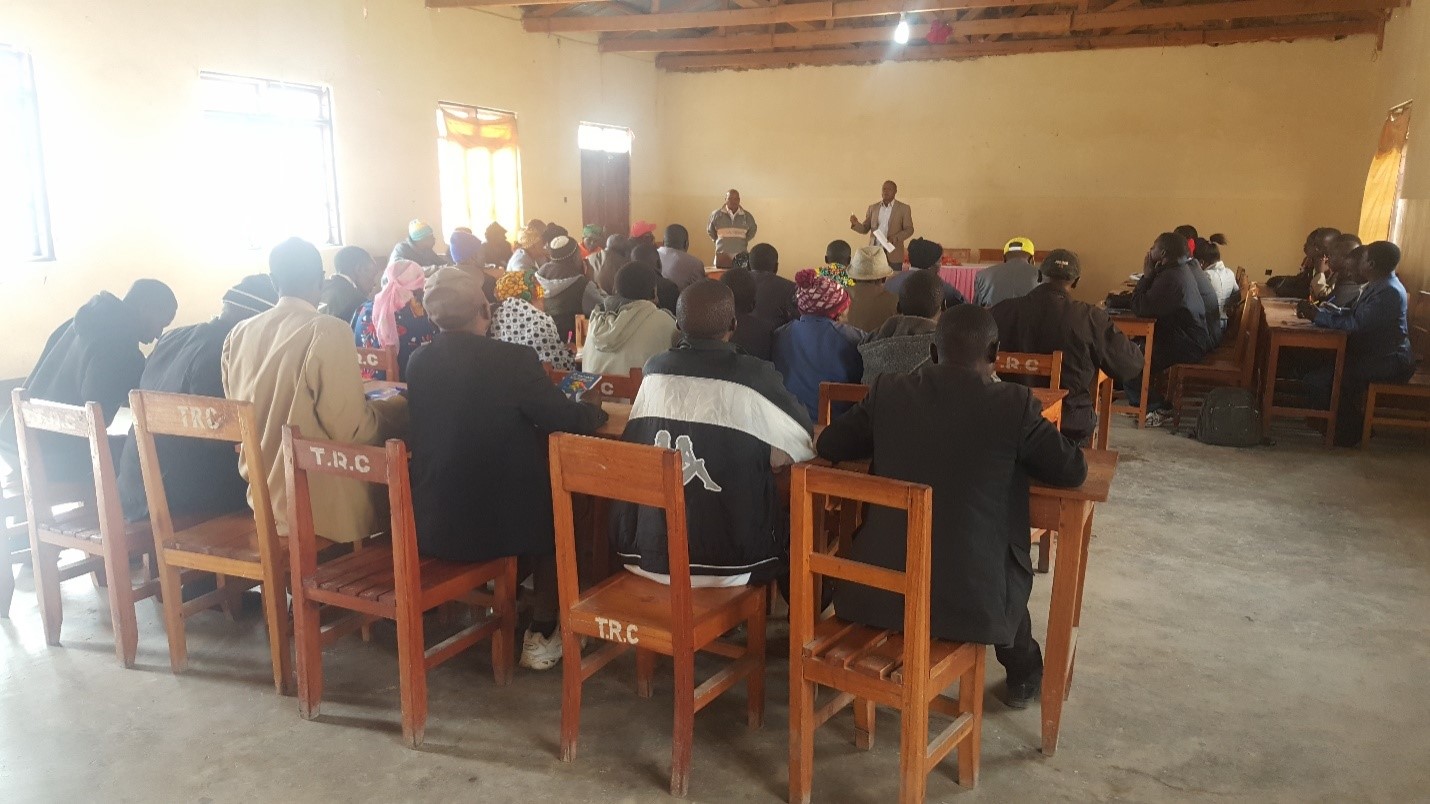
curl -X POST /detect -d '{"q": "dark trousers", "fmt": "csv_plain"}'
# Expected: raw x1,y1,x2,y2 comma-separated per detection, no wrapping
1303,358,1415,446
994,607,1042,684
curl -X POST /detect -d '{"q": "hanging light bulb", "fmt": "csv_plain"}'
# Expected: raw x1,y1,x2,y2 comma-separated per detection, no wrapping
893,15,911,44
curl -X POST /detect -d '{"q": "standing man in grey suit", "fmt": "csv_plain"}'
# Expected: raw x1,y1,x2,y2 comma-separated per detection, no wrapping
850,180,914,273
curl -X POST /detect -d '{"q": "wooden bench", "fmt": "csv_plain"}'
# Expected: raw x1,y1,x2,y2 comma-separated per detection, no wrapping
284,425,517,747
1168,290,1262,432
12,390,159,667
130,390,293,691
548,432,767,797
1362,289,1430,445
788,464,986,802
356,344,399,382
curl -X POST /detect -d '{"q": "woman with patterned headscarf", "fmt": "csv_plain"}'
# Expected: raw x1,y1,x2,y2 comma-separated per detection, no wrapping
771,268,865,419
489,270,574,370
507,221,547,272
351,259,439,378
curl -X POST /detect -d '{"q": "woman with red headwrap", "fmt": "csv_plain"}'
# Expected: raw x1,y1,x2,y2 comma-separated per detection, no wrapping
771,268,866,420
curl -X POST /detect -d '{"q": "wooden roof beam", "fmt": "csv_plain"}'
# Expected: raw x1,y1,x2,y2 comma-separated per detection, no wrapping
657,18,1382,70
601,14,1072,51
525,0,1060,33
1071,0,1405,30
428,0,617,6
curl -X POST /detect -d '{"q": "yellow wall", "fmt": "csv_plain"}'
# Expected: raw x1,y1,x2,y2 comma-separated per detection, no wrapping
660,38,1384,302
1374,5,1430,299
0,0,663,376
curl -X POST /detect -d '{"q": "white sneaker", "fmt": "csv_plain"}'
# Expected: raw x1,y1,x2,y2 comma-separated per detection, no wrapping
520,627,563,670
1145,409,1171,428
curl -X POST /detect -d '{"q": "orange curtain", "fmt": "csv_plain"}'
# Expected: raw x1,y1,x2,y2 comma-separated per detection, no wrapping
1359,102,1413,242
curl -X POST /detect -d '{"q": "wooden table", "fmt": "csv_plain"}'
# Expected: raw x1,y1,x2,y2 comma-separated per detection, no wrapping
1108,315,1156,427
1257,296,1347,447
1035,388,1067,430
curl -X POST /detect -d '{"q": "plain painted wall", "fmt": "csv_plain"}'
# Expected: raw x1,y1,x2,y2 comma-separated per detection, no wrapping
1373,5,1430,299
0,0,663,377
659,38,1384,303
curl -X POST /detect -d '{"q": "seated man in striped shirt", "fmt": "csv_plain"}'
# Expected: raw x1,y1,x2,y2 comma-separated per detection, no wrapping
613,280,814,587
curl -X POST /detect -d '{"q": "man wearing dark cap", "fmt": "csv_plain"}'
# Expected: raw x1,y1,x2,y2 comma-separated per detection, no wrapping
117,275,280,521
886,237,967,308
615,280,813,588
817,304,1087,709
991,250,1144,445
406,267,607,671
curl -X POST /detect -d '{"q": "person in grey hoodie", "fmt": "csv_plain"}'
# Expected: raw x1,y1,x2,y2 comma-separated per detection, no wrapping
858,269,943,383
585,263,678,377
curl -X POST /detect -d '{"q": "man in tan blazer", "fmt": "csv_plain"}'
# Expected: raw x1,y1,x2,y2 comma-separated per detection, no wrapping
222,237,407,543
850,180,914,271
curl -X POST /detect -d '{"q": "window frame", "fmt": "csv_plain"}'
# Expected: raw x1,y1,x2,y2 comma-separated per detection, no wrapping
577,121,634,155
2,44,54,262
435,101,524,237
197,71,343,248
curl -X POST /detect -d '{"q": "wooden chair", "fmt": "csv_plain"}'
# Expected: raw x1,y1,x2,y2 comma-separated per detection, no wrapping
788,464,986,803
574,314,589,354
546,366,643,402
1168,293,1262,431
283,425,517,747
817,381,870,426
1090,370,1114,452
1,488,32,618
356,344,399,382
548,433,767,797
11,390,160,667
1362,289,1430,446
130,390,293,692
995,350,1063,390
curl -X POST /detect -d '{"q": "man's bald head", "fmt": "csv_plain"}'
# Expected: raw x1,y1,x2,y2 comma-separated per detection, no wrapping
676,279,736,341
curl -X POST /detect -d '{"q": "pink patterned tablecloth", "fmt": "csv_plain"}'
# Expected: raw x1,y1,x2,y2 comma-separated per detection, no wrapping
939,264,991,302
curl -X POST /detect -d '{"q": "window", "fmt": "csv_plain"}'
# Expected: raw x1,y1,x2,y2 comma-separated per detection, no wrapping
437,103,521,238
198,72,340,249
1359,101,1412,244
1,45,52,261
578,122,633,155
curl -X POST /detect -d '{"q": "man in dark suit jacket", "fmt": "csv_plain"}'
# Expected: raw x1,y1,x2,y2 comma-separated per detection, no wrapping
318,246,378,325
748,243,798,326
406,268,608,672
850,179,914,271
1127,232,1215,423
817,305,1087,708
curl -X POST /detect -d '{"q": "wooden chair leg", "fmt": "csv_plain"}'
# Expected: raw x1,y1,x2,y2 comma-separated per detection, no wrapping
670,651,696,797
746,593,767,729
1035,529,1051,574
0,557,15,619
216,574,242,621
101,543,139,669
491,558,517,686
33,540,63,646
292,591,324,720
956,648,986,788
155,553,188,672
559,627,584,762
1361,387,1378,448
789,674,817,804
396,603,428,748
853,698,876,750
260,567,294,696
898,694,930,804
636,647,656,699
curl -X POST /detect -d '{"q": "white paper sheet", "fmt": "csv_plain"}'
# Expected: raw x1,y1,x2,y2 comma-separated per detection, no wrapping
873,230,895,254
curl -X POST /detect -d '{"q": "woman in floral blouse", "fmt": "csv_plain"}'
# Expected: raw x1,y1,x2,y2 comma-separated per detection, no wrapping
352,259,438,379
489,270,575,370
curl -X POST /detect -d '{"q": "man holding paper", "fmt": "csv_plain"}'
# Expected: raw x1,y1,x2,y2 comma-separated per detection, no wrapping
707,188,758,263
850,180,914,272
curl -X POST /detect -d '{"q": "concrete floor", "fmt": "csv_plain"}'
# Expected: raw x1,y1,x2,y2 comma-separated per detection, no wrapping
3,420,1429,803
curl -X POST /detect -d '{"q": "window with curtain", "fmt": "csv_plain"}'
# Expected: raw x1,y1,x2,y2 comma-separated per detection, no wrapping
437,103,522,238
198,72,341,249
1,45,53,261
1359,101,1412,244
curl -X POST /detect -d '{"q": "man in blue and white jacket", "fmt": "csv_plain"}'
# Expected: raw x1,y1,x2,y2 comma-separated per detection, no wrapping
614,279,814,587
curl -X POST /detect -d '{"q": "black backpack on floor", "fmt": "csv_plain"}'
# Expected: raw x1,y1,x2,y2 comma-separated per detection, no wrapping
1195,387,1261,447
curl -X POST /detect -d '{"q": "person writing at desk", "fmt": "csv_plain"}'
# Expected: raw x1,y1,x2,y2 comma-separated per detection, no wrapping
817,305,1087,709
1296,241,1415,446
850,180,913,273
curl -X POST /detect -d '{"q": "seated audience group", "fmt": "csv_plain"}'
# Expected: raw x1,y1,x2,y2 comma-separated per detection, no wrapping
4,206,1417,699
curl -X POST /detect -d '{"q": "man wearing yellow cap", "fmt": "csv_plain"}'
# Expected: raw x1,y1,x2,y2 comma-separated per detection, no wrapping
389,218,450,270
974,236,1040,308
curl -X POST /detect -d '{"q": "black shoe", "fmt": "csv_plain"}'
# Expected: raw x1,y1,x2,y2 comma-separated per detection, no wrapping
1004,673,1043,710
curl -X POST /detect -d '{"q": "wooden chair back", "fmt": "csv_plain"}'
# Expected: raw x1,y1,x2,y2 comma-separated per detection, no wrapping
356,344,399,382
574,314,589,354
284,427,402,574
1411,290,1430,362
546,366,644,401
129,391,280,568
996,350,1064,391
1233,293,1263,387
11,390,107,532
817,381,870,426
789,463,985,800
